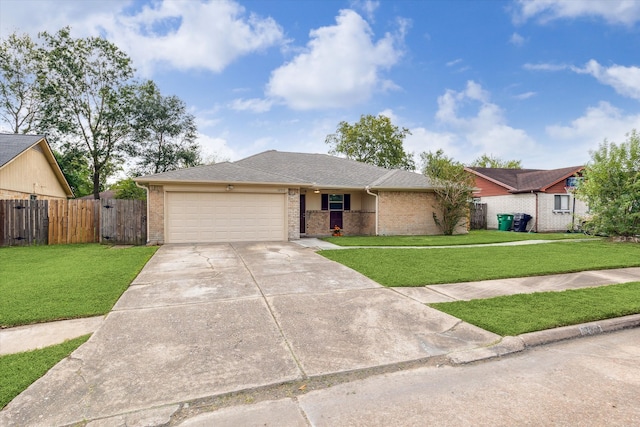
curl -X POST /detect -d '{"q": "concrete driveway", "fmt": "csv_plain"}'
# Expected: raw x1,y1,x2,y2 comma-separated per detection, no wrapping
1,242,498,426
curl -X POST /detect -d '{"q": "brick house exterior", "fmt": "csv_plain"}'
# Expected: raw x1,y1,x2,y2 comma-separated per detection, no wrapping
466,166,587,232
136,151,461,244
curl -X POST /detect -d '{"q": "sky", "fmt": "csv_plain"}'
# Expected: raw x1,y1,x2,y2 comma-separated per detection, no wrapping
2,0,640,170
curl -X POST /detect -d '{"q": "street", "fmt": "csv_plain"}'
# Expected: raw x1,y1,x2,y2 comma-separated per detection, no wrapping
179,328,640,426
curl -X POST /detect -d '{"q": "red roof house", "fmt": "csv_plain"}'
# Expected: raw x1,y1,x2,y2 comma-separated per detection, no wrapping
465,166,587,232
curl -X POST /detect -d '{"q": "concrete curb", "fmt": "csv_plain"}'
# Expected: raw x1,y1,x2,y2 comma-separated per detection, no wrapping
447,313,640,365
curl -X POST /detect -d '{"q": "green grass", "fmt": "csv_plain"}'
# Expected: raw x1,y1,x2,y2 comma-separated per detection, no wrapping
0,335,90,410
322,230,595,246
319,240,640,286
0,244,158,327
430,282,640,336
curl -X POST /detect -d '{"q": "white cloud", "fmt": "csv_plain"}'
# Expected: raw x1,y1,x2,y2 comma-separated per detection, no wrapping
229,98,274,113
105,0,285,75
547,101,640,143
523,62,569,71
525,60,640,100
512,0,640,26
514,91,536,100
573,60,640,100
541,101,640,165
0,0,130,38
195,132,237,161
509,32,526,46
350,0,380,22
266,9,404,110
433,81,536,162
0,0,285,76
405,128,460,167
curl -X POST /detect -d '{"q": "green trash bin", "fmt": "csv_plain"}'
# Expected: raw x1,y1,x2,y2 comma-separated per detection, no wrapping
497,214,514,231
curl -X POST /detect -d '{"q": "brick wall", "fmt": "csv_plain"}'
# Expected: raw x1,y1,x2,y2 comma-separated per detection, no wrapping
344,211,375,235
305,210,375,236
287,188,300,240
481,194,535,230
479,193,588,232
305,210,330,236
147,185,164,244
537,193,589,232
377,191,441,235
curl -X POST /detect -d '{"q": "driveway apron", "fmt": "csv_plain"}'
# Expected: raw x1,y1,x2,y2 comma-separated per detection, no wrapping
1,242,498,427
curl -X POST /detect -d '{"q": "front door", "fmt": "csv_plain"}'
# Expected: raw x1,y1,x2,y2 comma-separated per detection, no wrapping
329,211,343,229
299,194,306,233
328,194,344,229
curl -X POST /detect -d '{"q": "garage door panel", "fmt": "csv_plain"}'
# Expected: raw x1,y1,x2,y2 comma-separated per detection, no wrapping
166,192,285,243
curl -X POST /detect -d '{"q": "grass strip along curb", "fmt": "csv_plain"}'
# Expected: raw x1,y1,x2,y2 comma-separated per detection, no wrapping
0,244,158,328
430,282,640,336
319,241,640,286
0,335,90,410
322,230,596,247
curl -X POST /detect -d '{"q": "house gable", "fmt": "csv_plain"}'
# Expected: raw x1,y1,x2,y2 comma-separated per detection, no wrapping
472,175,511,197
0,135,73,199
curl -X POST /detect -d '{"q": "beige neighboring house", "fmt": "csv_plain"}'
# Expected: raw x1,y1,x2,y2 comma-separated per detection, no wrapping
134,150,463,244
0,133,73,200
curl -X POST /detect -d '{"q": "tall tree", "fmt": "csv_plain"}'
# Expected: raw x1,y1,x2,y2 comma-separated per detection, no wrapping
110,177,147,200
128,80,200,175
0,32,45,133
421,149,474,235
470,154,522,169
576,130,640,238
53,146,93,198
38,27,135,199
325,114,415,170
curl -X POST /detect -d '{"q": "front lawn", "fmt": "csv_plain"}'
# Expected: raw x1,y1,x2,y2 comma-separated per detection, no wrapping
322,230,595,246
319,240,640,286
0,335,90,410
0,244,157,327
430,282,640,336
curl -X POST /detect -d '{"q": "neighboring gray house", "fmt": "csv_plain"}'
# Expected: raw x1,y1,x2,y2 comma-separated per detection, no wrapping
134,150,463,244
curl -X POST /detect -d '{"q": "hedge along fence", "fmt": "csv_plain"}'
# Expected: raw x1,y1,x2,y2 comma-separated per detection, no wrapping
0,199,147,246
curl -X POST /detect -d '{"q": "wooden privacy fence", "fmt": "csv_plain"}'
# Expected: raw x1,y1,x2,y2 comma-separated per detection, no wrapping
0,199,146,246
470,202,487,230
48,199,100,244
0,199,49,245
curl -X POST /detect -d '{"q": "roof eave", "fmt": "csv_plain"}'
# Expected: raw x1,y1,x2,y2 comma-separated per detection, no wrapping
539,167,585,192
464,167,516,191
370,186,436,192
134,177,311,187
38,137,74,198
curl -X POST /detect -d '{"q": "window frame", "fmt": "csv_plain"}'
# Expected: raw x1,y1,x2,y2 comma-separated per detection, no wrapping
553,194,571,212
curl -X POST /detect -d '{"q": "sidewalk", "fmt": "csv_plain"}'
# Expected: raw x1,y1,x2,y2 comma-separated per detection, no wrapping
2,267,639,356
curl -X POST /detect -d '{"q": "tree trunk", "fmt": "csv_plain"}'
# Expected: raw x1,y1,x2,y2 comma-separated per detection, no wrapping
93,169,101,199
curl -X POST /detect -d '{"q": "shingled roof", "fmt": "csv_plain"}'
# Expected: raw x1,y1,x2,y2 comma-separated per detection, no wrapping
0,133,46,168
0,133,74,197
466,165,583,193
136,150,435,190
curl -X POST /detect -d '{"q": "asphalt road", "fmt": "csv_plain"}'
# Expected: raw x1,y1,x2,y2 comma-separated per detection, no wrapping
178,327,640,427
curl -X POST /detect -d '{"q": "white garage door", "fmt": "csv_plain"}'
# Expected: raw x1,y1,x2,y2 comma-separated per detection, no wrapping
166,192,286,243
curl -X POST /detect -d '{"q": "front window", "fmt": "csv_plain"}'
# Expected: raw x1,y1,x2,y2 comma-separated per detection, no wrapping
329,194,343,210
554,195,570,212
